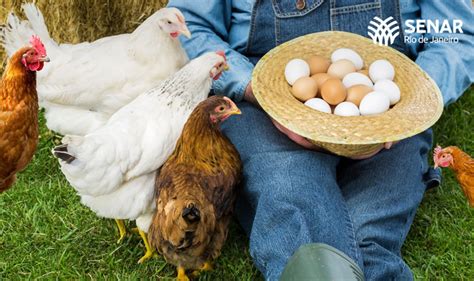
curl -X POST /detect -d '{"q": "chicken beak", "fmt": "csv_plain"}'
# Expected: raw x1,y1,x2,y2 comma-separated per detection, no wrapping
39,56,50,62
180,25,192,39
232,108,241,115
231,104,241,115
223,62,230,71
434,162,439,169
227,98,241,115
228,107,241,115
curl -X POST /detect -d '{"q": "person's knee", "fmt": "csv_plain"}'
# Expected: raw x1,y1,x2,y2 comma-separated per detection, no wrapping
244,151,339,198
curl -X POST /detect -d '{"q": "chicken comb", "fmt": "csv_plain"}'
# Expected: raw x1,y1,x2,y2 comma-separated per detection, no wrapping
30,35,46,56
216,50,226,61
433,145,443,158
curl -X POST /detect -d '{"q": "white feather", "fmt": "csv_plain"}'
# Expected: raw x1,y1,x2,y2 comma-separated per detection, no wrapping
0,4,189,136
56,52,226,232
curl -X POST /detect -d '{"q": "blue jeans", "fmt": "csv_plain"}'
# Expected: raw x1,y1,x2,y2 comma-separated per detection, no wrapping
222,102,438,281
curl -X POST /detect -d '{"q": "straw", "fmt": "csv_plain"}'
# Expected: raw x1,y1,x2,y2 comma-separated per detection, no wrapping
252,31,443,157
0,0,167,72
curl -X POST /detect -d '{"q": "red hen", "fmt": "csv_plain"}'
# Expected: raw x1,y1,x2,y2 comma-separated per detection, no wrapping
0,35,49,192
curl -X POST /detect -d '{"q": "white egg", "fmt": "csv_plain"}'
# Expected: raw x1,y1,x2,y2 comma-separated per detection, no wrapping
359,91,391,115
334,102,360,116
373,80,401,105
331,48,364,70
285,59,310,85
342,72,373,88
304,98,331,113
369,59,395,83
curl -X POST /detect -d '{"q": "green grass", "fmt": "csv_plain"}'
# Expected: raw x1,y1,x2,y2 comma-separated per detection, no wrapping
0,88,472,280
403,87,474,280
0,112,259,280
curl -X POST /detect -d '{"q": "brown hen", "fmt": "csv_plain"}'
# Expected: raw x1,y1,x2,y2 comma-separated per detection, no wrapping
0,36,49,192
148,95,242,281
434,146,474,207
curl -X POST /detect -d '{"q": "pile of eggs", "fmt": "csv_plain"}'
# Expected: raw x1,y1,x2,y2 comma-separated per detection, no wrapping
284,48,400,116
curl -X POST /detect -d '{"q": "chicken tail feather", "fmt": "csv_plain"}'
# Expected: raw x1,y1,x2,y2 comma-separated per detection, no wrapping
52,144,76,164
0,11,30,57
22,3,52,43
0,3,57,58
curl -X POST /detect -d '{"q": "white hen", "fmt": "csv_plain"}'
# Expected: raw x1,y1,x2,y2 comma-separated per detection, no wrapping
52,51,229,263
0,3,190,135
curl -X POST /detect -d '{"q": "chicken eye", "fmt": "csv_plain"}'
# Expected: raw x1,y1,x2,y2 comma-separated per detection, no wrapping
167,20,172,24
219,106,225,111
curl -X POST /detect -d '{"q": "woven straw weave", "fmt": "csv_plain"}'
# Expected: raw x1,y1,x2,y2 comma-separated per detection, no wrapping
252,31,443,157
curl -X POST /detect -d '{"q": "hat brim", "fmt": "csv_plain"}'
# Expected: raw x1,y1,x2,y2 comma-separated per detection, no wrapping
252,31,443,157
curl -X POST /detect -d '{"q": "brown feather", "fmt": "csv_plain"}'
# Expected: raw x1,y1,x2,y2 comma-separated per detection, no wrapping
444,146,474,207
0,47,39,192
148,96,242,270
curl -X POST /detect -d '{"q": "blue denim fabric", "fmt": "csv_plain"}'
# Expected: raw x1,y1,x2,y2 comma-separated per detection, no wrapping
169,0,473,105
221,103,435,280
245,0,407,65
165,0,466,280
167,0,255,101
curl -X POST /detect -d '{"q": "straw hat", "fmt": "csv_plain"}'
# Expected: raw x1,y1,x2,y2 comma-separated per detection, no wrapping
252,31,444,158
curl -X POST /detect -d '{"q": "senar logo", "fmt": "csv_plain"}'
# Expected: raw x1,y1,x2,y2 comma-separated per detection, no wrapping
368,17,464,46
367,16,400,46
405,20,463,34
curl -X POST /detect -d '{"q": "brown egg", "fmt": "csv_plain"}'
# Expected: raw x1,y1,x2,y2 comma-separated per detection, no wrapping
291,77,318,102
346,85,372,106
311,73,333,88
321,78,346,105
311,73,334,97
327,59,357,79
358,69,369,76
307,55,331,75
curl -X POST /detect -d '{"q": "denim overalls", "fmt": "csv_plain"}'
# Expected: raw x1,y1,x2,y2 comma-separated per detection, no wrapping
219,1,441,280
245,0,408,64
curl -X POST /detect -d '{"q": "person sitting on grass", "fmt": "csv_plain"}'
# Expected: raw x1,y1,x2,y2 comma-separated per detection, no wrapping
167,0,473,280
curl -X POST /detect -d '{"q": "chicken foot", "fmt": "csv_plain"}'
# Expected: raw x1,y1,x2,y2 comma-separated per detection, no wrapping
115,219,127,244
137,229,155,264
191,261,213,277
177,266,190,281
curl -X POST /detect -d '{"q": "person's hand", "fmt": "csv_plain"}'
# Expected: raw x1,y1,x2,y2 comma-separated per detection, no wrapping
272,117,397,158
244,82,318,148
271,118,321,150
244,83,259,105
349,142,396,160
244,82,396,158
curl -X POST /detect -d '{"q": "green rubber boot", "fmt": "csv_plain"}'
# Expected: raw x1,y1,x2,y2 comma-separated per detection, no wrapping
280,243,365,281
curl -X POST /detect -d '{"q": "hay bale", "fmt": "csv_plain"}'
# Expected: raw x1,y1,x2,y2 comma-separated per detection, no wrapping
0,0,168,72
